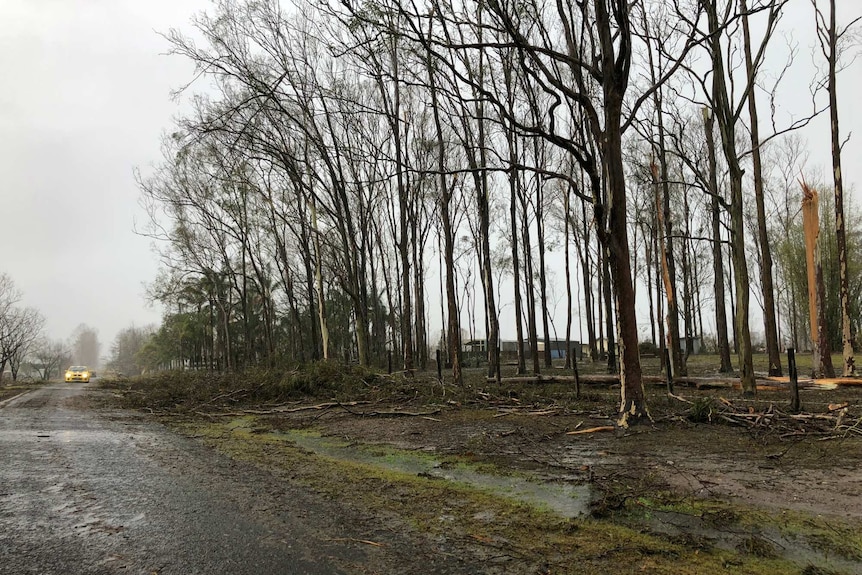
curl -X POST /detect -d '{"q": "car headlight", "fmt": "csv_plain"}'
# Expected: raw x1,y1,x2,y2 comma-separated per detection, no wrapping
65,372,72,378
82,372,89,378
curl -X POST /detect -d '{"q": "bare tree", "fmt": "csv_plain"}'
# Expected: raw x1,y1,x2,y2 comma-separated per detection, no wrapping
811,0,861,376
741,0,782,376
33,339,72,381
0,275,45,382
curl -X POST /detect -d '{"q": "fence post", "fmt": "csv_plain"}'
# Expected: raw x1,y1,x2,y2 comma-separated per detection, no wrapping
572,344,581,399
788,348,800,413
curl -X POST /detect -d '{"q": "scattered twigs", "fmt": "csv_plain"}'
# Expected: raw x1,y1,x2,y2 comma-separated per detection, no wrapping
336,401,441,418
707,397,859,438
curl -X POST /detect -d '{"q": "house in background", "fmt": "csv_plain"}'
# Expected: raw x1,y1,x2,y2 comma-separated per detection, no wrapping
498,338,583,361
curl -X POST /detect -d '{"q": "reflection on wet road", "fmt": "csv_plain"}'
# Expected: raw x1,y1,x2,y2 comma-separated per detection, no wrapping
0,382,341,575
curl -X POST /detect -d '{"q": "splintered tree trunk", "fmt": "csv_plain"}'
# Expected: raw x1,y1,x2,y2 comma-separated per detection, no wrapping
801,183,835,378
802,185,820,371
742,0,782,376
310,197,330,361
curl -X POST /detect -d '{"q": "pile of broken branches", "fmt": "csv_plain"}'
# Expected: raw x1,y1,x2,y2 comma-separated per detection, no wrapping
709,398,861,439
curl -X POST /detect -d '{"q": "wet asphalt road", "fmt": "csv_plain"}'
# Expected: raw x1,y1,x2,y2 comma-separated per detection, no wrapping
0,382,479,575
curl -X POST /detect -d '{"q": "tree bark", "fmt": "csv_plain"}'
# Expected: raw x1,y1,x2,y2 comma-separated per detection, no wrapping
594,0,647,425
424,25,462,384
702,0,755,395
822,0,855,375
742,0,782,376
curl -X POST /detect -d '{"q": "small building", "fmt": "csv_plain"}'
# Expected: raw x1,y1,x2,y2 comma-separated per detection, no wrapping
499,338,583,361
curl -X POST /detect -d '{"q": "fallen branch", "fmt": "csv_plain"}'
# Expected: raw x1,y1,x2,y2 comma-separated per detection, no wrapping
189,388,248,411
246,401,366,415
326,537,385,547
566,426,615,435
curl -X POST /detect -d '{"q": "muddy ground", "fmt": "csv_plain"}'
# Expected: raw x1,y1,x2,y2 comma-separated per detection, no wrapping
91,363,862,574
272,393,862,522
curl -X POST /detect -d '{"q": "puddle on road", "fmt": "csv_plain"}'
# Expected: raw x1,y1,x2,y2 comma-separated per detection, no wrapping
277,429,592,518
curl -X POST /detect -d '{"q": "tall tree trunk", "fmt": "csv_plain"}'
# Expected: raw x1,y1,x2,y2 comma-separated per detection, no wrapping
682,188,694,359
644,221,656,348
536,169,553,370
509,137,527,375
601,246,616,373
653,214,666,371
822,0,855,375
473,10,501,382
595,0,646,426
564,185,574,370
413,218,428,370
742,0,782,376
651,162,686,377
310,197,330,361
644,29,686,376
426,46,462,384
703,0,755,395
390,47,414,373
580,201,599,362
521,181,540,375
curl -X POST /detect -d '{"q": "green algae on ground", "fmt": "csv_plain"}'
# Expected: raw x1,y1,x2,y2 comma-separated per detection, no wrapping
624,492,862,573
167,416,818,575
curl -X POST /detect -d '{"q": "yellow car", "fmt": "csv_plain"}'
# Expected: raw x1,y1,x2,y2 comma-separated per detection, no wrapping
65,366,91,383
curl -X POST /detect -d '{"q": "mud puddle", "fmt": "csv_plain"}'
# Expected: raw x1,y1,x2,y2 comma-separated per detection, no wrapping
639,508,862,572
280,429,592,518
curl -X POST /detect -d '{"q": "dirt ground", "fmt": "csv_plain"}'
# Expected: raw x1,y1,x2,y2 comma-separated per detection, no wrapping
264,386,862,521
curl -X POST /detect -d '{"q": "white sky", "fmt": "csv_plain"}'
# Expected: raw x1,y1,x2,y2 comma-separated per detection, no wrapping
0,0,209,354
0,1,859,353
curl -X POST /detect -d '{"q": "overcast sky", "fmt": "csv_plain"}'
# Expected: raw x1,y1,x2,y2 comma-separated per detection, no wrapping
0,1,860,355
1,0,209,357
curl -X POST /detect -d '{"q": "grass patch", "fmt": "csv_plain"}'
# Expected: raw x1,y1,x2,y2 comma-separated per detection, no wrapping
622,491,862,566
